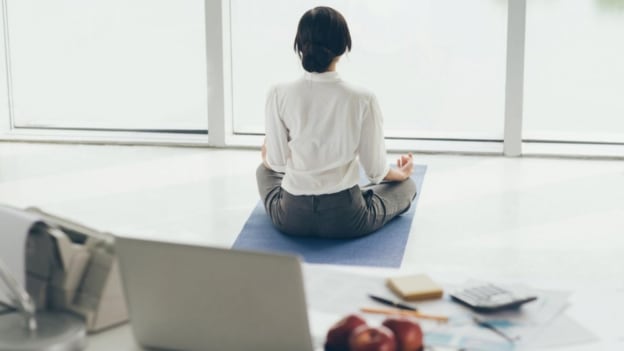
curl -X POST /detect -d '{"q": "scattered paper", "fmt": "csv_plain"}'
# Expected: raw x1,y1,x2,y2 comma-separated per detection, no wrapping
301,264,594,351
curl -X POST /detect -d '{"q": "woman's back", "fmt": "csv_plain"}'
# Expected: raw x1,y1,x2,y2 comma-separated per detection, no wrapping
266,71,388,195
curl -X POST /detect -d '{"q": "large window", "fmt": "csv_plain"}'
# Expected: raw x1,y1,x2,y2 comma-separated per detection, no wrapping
0,0,622,157
230,0,508,141
6,0,208,131
524,0,624,144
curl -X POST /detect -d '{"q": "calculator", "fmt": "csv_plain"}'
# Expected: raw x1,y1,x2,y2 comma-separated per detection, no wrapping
450,283,538,313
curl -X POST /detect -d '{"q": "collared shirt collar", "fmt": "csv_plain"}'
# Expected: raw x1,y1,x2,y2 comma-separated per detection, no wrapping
303,71,341,82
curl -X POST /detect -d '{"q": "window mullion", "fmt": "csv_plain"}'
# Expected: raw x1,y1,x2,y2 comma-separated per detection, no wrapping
503,0,527,156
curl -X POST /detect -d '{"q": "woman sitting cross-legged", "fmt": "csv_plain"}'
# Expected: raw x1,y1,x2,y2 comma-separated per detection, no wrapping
257,6,417,238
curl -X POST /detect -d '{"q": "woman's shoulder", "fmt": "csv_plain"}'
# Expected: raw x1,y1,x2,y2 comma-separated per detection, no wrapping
266,78,302,97
337,80,376,101
267,75,377,103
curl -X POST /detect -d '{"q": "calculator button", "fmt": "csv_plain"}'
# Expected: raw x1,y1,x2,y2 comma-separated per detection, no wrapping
489,294,513,304
450,283,538,313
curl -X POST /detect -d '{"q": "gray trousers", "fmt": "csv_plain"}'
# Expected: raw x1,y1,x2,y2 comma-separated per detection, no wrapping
256,164,417,238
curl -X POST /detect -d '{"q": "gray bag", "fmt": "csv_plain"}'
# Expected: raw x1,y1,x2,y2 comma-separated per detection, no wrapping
24,207,128,332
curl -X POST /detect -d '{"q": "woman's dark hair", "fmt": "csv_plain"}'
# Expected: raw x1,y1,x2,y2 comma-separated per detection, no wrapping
294,7,352,73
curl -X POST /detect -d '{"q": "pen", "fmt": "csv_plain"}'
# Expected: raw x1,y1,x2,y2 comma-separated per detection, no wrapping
368,294,417,311
472,316,517,343
361,307,449,323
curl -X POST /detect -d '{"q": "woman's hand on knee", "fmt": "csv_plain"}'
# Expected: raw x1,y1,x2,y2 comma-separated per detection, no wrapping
397,153,414,179
385,153,414,181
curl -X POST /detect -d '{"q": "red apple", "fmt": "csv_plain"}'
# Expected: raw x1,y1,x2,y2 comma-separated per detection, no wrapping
325,314,368,351
349,325,397,351
381,317,423,351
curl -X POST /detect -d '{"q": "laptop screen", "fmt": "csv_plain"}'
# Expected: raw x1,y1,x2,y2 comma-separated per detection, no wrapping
115,236,315,351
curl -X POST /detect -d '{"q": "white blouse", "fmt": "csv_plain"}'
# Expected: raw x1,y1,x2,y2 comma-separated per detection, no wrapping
265,71,389,196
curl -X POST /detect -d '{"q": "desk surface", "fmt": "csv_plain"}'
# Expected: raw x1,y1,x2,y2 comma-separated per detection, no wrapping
85,265,624,351
86,299,623,351
88,324,139,351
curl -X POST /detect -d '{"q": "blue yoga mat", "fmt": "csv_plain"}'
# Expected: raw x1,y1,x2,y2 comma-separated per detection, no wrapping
232,165,427,267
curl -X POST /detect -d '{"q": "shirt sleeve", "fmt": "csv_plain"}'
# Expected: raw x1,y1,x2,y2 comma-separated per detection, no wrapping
264,86,289,173
358,94,390,184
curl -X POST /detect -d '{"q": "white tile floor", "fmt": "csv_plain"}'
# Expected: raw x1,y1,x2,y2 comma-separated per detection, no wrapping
1,142,623,349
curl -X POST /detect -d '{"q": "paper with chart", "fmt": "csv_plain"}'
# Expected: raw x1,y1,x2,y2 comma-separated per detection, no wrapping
302,264,593,351
422,288,569,351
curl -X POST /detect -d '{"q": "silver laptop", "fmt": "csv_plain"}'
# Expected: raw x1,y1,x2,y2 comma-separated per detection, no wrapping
115,236,315,351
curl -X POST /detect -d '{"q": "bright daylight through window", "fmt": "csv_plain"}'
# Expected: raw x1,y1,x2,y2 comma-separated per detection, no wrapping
0,0,622,155
524,0,624,144
230,0,508,141
6,0,208,131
